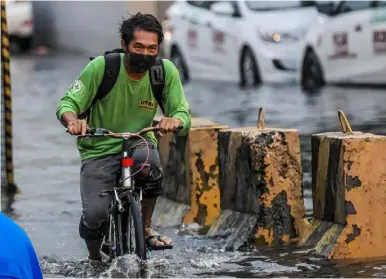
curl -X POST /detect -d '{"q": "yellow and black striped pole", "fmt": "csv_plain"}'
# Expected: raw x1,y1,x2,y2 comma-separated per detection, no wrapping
1,0,20,204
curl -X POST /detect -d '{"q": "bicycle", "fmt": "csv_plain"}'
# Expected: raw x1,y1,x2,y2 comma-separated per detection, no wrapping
68,125,179,262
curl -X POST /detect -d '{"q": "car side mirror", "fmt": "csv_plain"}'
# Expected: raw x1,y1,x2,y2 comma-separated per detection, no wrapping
210,2,235,16
316,2,336,16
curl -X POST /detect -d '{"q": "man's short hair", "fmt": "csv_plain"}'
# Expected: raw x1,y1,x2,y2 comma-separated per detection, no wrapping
119,12,164,45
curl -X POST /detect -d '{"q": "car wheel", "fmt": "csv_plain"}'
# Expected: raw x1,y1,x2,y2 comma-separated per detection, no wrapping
18,37,33,53
301,49,325,92
240,47,261,88
171,47,189,84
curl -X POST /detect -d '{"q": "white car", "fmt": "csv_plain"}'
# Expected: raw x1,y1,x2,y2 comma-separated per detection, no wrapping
161,0,319,86
6,0,34,52
300,1,386,91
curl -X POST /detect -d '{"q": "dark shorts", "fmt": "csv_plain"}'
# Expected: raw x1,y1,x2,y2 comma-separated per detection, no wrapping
78,139,163,240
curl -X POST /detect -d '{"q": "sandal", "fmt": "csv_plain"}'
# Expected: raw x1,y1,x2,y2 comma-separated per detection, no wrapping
145,234,173,251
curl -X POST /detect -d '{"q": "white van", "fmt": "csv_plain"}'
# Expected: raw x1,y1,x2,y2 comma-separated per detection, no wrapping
162,1,319,86
299,1,386,91
6,0,34,52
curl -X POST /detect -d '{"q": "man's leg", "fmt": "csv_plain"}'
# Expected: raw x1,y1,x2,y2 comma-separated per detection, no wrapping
79,154,121,260
130,140,171,247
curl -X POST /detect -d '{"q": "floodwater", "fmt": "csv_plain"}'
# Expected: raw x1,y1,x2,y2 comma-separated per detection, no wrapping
3,53,386,278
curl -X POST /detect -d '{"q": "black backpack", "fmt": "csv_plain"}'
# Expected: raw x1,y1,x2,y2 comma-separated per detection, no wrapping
78,48,165,121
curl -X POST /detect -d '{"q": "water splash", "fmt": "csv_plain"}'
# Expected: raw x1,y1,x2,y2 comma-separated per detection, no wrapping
39,233,244,278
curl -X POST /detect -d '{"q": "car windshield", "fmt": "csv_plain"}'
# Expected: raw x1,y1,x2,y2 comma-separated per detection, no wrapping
245,1,316,11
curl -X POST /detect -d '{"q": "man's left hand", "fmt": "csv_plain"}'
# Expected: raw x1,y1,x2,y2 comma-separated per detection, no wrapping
157,117,182,134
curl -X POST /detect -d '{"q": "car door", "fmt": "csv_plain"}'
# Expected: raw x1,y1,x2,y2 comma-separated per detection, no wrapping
320,1,376,82
184,1,215,75
206,1,243,80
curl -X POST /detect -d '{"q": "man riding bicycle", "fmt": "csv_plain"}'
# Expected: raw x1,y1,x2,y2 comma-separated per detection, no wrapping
56,12,191,261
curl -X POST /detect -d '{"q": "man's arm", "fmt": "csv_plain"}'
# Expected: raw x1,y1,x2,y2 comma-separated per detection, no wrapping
56,56,105,129
160,59,192,136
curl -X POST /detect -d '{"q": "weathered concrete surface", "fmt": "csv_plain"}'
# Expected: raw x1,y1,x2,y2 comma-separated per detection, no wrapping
298,219,345,258
218,127,307,247
157,118,228,227
152,196,190,229
207,209,259,251
306,132,386,259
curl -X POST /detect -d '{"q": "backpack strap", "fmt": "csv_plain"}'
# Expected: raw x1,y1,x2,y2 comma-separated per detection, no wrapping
78,52,122,120
149,58,166,115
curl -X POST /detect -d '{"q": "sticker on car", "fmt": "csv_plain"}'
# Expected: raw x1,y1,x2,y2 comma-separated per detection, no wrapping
373,30,386,54
212,30,225,53
187,29,198,49
328,32,356,59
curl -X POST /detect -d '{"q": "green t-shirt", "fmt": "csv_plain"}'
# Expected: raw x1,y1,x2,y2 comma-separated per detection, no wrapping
56,54,191,161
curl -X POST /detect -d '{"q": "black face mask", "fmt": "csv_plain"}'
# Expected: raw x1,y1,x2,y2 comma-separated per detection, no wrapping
126,51,157,73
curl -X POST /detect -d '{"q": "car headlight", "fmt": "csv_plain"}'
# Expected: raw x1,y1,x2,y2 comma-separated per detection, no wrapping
164,30,172,41
162,20,174,41
259,28,307,43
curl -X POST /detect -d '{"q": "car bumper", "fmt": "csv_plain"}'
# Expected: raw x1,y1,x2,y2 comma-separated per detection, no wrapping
9,27,33,38
256,41,302,84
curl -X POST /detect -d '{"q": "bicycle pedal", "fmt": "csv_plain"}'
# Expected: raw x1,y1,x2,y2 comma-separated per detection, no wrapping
147,245,173,251
100,250,110,263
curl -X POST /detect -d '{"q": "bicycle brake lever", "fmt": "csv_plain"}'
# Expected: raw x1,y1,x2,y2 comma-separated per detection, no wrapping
92,128,110,136
65,127,95,135
77,128,109,138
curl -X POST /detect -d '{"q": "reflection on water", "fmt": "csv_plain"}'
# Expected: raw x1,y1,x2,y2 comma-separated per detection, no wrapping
5,54,386,277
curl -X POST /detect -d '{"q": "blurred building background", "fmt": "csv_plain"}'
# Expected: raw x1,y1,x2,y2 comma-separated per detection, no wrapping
32,1,173,55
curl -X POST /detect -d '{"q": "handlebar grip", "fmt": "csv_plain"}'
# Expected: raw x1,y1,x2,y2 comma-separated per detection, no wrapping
173,126,183,134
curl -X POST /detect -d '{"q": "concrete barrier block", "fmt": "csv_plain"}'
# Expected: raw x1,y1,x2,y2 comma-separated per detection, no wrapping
152,196,190,229
207,209,259,251
307,131,386,259
157,118,228,227
298,219,345,257
218,126,306,246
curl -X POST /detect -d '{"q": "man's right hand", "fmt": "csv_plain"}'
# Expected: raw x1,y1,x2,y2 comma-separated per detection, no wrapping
66,119,88,135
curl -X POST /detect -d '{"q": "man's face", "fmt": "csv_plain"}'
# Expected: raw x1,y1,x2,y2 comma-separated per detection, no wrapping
123,29,159,56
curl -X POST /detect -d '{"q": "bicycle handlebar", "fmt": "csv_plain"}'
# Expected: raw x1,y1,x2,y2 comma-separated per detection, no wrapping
66,125,182,139
65,125,182,187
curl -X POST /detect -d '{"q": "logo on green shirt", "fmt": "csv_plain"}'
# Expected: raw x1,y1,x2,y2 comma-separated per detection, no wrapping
70,80,85,95
139,100,155,110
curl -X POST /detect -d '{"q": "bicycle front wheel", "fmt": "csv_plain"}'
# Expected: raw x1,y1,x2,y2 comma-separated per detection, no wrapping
126,192,147,260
